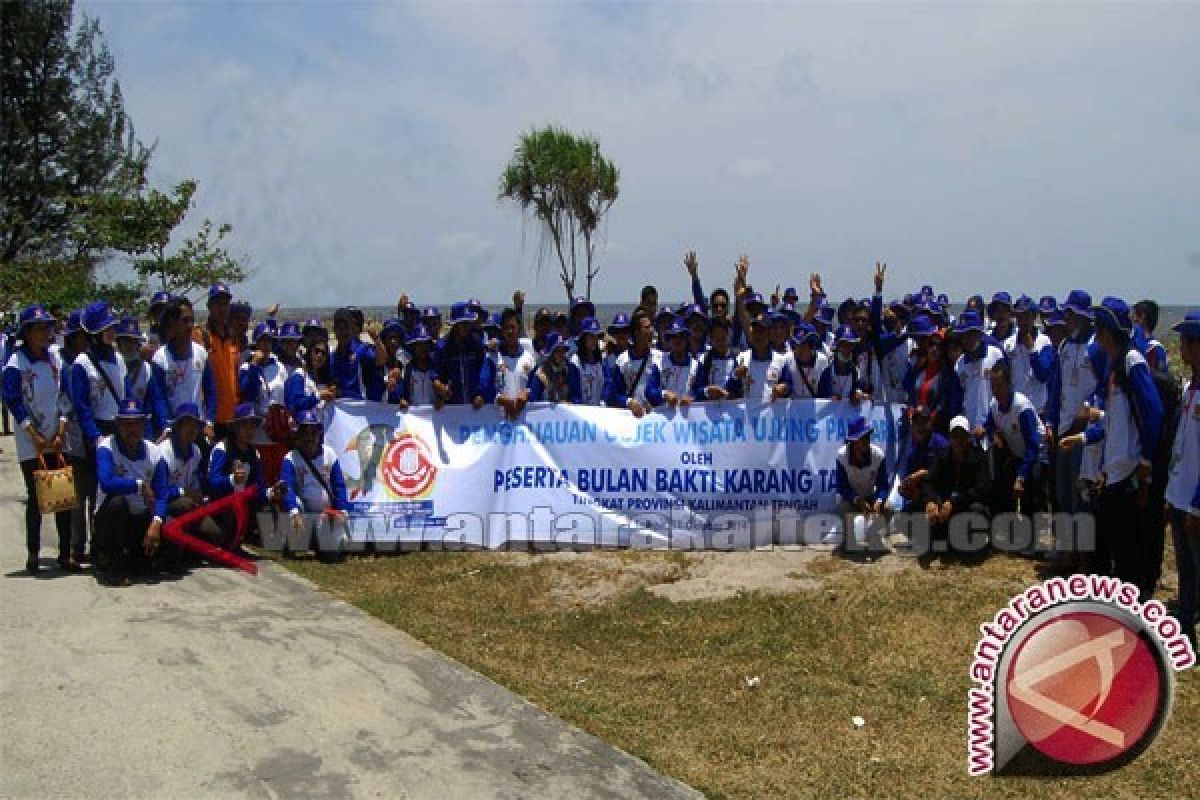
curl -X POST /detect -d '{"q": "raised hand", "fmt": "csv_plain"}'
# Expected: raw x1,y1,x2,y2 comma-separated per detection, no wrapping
874,262,886,293
684,251,699,277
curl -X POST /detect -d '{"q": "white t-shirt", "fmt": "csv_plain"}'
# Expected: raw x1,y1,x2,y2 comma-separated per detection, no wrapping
1166,380,1200,515
955,345,1005,429
5,347,68,462
490,346,537,401
152,342,209,418
735,350,790,403
572,355,606,406
285,444,340,513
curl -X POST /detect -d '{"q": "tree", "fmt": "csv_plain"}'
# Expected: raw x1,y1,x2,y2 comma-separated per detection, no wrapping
85,179,246,301
499,126,619,303
0,3,245,311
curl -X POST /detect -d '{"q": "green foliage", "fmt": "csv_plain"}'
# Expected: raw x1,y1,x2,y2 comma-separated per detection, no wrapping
0,2,245,312
500,126,619,302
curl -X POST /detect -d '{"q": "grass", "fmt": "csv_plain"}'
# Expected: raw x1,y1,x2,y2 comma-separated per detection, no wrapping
277,548,1199,799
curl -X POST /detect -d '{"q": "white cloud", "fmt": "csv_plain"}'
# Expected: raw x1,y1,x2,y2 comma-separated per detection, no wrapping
728,156,770,180
85,1,1200,307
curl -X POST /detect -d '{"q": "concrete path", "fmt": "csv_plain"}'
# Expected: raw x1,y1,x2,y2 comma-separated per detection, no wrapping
0,443,699,800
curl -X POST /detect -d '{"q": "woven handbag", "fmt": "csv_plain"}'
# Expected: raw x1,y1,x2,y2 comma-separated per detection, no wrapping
33,452,78,514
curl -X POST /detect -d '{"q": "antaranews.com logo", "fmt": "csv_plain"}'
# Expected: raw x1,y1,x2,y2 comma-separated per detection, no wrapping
968,574,1195,776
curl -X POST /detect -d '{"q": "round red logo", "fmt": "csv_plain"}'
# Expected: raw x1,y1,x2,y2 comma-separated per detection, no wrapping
379,432,437,499
1005,610,1166,767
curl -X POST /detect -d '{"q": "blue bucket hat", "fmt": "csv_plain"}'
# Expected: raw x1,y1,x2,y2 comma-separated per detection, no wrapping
251,322,273,344
302,318,326,335
907,314,938,338
845,416,873,442
231,402,260,424
683,302,706,321
988,291,1013,315
1063,289,1093,318
783,286,800,301
207,283,232,302
294,409,323,429
1013,295,1036,315
18,304,55,333
834,324,860,345
149,291,173,309
1038,295,1059,315
115,397,147,420
171,403,203,426
744,292,767,311
664,317,689,339
1171,310,1200,338
448,302,475,325
277,321,302,340
421,306,441,321
482,312,502,334
465,298,484,313
792,321,818,346
576,317,602,339
1044,310,1067,329
936,293,950,306
607,312,632,333
920,284,935,298
82,301,118,334
955,310,985,333
380,318,405,338
540,331,570,357
115,317,143,340
407,324,433,345
63,309,84,336
1092,297,1132,334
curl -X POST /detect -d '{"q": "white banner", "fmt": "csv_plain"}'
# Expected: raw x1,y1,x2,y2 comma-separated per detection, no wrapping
323,399,903,550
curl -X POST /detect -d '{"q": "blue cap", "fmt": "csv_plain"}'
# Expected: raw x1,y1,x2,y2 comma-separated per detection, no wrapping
231,402,260,423
294,409,323,429
792,321,818,345
81,301,118,334
988,291,1013,313
906,314,938,338
251,322,273,343
277,321,302,340
449,302,475,325
421,306,441,320
1171,310,1200,338
407,324,433,345
664,317,689,338
936,293,950,306
381,318,405,338
540,331,571,356
1092,297,1132,334
744,292,766,310
230,300,252,317
1038,295,1058,315
303,318,326,333
1063,290,1093,317
1013,294,1036,314
207,283,232,301
607,312,632,332
783,286,799,299
682,303,706,320
834,324,860,344
955,311,985,333
570,296,596,315
172,403,203,426
115,397,147,420
920,284,935,298
779,302,804,322
465,298,484,312
576,317,602,338
149,291,173,308
115,317,143,340
1044,310,1067,329
845,416,872,442
63,309,84,336
18,304,55,333
482,312,502,333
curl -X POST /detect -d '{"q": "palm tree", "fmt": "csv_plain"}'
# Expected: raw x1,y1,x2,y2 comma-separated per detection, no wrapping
500,126,619,303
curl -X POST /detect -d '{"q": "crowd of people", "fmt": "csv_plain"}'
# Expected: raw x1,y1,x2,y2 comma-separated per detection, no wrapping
1,255,1198,646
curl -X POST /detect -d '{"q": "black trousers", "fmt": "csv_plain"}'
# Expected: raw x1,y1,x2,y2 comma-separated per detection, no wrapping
991,454,1045,516
19,454,72,559
1090,478,1140,584
70,454,97,557
93,496,150,580
1139,486,1168,601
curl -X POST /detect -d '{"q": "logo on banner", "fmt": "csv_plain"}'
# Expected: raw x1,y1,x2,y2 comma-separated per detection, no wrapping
967,577,1193,777
380,431,437,499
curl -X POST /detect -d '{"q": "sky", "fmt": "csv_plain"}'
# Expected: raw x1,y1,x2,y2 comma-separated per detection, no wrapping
83,1,1200,308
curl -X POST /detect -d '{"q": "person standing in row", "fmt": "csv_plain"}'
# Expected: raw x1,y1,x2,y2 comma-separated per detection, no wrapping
2,306,72,573
1166,311,1200,648
197,283,240,438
